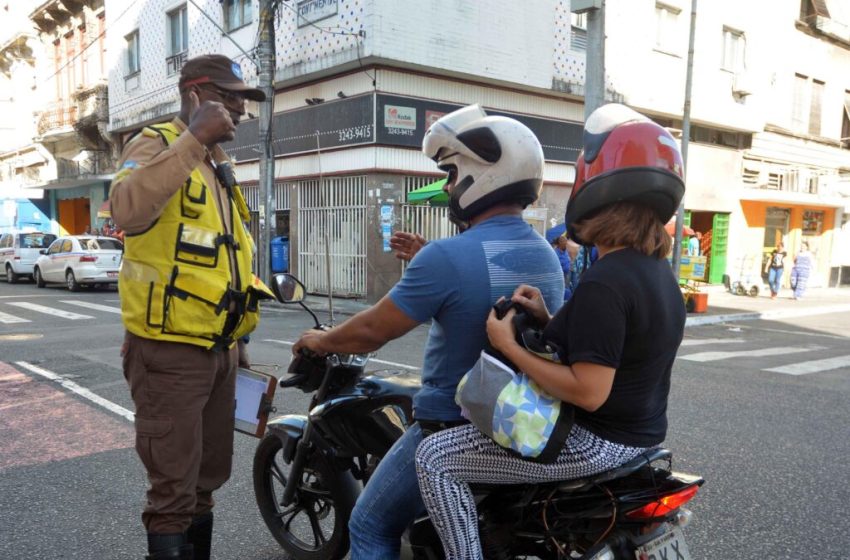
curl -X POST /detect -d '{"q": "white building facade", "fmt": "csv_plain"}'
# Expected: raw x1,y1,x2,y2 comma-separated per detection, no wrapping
106,0,850,300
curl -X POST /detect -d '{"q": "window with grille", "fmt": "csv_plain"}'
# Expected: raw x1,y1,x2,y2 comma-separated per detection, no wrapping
223,0,252,32
721,27,745,72
125,30,140,76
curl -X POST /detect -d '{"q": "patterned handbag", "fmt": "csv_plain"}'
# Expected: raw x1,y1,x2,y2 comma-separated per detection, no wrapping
455,302,574,463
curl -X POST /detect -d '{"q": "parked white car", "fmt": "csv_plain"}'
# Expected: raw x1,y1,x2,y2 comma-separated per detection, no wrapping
0,231,58,283
34,236,124,291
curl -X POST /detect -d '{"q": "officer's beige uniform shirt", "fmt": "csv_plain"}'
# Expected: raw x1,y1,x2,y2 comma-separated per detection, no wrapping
110,117,238,280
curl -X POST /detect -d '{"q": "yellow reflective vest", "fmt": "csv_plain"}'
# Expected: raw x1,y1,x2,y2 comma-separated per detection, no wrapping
116,123,273,349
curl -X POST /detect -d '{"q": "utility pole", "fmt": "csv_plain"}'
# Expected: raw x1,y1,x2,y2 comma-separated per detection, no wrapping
257,0,277,284
573,0,606,119
672,0,697,278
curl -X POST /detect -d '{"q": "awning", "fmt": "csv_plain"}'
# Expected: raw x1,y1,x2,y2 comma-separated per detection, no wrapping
25,174,113,190
97,200,111,219
407,178,448,204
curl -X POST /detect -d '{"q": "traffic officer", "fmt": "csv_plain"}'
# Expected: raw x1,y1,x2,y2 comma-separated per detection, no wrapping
110,54,273,560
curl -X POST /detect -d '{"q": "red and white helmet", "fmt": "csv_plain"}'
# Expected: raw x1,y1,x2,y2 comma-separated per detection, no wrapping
422,104,544,222
566,103,685,241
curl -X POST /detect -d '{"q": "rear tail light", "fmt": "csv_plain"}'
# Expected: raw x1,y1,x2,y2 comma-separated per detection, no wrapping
79,255,97,262
625,485,699,520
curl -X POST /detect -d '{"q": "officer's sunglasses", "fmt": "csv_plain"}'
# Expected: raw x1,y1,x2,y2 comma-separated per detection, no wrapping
198,84,247,106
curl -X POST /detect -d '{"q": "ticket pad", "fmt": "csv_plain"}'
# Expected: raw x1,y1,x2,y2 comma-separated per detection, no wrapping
234,367,277,437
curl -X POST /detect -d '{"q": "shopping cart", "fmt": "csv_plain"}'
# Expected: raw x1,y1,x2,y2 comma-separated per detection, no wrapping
722,254,764,297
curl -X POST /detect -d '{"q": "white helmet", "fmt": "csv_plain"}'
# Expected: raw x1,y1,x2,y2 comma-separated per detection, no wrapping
422,104,544,222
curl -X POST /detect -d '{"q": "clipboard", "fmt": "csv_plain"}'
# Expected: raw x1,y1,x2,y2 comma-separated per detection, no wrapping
234,367,277,437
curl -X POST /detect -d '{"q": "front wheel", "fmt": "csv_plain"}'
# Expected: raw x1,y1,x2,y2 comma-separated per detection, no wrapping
253,435,357,560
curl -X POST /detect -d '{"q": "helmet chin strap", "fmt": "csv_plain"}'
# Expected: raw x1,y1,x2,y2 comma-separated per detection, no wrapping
448,208,470,232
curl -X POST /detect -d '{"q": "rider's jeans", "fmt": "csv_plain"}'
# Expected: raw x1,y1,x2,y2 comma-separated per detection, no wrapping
349,423,425,560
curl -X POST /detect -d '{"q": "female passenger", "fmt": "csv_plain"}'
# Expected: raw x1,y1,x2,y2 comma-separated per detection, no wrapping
414,104,688,559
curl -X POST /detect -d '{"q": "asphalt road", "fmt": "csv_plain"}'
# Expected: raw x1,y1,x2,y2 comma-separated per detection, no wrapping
1,280,849,559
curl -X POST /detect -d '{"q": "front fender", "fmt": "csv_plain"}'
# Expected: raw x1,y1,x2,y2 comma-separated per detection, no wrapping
265,414,307,462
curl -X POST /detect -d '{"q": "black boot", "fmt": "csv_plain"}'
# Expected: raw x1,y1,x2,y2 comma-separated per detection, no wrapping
146,532,194,560
186,512,213,560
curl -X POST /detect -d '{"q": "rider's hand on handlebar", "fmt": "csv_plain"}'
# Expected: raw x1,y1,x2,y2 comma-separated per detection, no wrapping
486,298,519,354
511,284,551,327
293,328,329,357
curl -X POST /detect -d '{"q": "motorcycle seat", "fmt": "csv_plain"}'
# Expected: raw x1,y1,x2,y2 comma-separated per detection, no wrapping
556,447,672,492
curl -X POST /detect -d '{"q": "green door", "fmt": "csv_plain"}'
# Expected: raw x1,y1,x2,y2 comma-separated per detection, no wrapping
709,213,729,284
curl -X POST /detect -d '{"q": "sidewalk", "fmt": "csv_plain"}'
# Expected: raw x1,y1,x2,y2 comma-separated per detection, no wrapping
274,286,850,329
683,285,850,327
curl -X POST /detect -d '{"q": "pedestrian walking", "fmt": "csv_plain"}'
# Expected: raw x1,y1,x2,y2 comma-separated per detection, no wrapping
109,54,274,560
551,234,572,300
791,241,814,300
764,241,787,299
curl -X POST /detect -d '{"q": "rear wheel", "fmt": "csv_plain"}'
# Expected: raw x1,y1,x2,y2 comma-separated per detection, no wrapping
5,264,18,284
66,270,80,292
253,435,356,560
34,267,45,288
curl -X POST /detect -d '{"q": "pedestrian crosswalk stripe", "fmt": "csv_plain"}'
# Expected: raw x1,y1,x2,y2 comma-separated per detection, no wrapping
0,309,30,324
680,338,745,347
764,355,850,376
60,300,121,314
679,345,826,362
5,301,93,320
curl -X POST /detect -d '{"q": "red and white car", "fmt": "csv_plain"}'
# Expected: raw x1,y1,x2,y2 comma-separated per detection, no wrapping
33,236,123,291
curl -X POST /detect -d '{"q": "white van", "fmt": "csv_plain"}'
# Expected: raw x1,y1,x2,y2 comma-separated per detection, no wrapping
0,231,58,283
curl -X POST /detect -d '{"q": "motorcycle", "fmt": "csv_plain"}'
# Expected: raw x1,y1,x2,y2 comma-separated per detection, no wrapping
253,273,704,560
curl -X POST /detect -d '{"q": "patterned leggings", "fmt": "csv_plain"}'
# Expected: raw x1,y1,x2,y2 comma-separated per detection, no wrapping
415,423,647,560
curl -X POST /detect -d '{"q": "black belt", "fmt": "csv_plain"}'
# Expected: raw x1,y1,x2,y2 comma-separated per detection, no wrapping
416,419,469,438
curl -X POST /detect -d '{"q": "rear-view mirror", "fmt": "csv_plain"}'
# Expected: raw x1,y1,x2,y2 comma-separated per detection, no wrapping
272,273,306,304
39,249,47,255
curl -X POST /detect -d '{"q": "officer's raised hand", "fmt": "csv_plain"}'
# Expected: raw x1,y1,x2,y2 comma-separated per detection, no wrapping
187,90,236,146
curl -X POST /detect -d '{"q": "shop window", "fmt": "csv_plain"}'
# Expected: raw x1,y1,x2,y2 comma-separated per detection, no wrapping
802,210,824,235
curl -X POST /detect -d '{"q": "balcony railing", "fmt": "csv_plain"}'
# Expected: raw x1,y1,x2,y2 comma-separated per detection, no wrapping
73,83,108,122
37,103,77,136
166,51,188,76
56,153,107,180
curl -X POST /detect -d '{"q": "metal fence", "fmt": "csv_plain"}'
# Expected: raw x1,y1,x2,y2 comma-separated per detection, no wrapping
399,176,458,272
297,176,367,297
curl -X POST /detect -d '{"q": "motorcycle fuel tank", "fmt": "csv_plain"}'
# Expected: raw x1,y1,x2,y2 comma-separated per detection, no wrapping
309,369,420,458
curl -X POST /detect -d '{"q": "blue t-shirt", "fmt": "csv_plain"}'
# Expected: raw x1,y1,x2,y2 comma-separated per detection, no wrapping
389,215,565,421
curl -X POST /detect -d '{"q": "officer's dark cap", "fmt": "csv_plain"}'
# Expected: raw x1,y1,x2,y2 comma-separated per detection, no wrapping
179,54,265,102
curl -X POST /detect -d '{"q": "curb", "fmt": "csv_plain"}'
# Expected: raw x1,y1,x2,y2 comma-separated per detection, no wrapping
685,303,850,327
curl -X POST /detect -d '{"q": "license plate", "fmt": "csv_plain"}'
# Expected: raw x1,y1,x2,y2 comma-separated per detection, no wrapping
107,271,118,278
635,527,691,560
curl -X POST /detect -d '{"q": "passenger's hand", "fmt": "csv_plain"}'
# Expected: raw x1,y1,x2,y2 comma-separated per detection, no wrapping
187,91,236,146
487,305,518,353
511,284,551,326
293,328,328,357
389,231,427,262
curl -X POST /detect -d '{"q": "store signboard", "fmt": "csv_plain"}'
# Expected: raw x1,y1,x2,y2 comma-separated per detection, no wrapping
225,93,582,164
376,94,582,163
297,0,338,27
223,93,374,161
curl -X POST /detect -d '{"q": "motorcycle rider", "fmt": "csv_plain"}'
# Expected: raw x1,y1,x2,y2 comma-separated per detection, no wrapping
415,103,688,559
293,104,565,559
